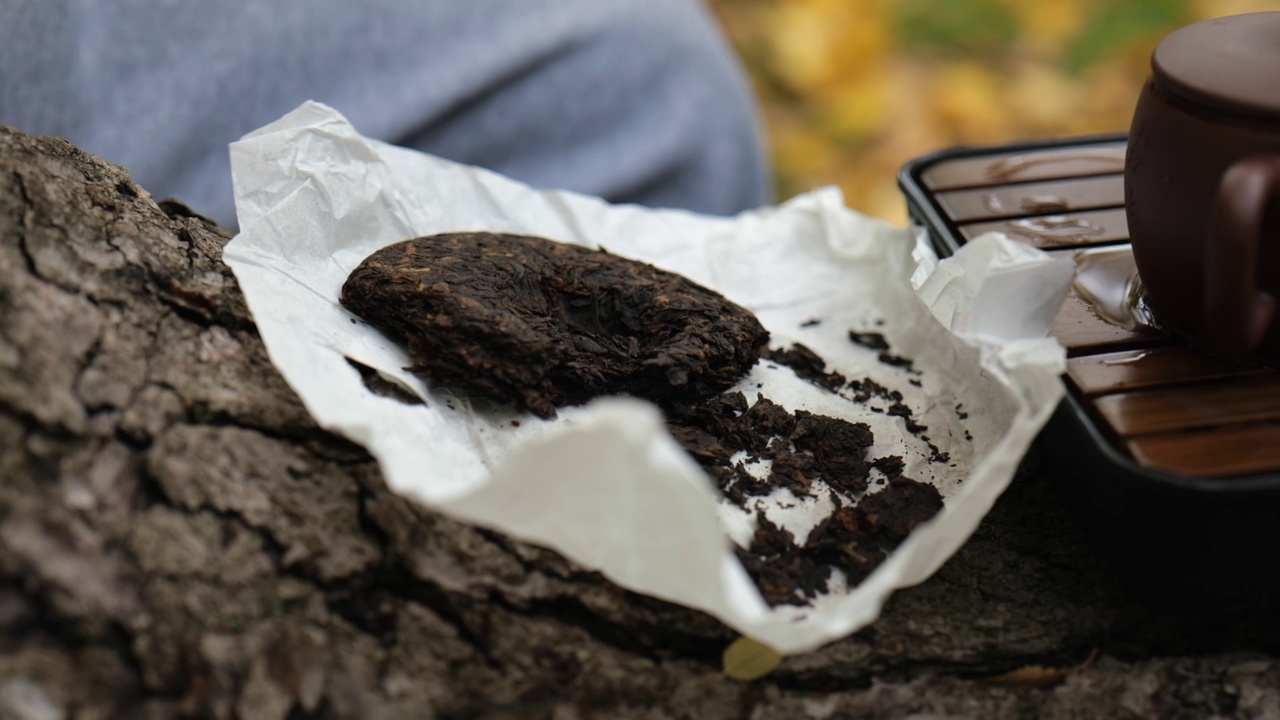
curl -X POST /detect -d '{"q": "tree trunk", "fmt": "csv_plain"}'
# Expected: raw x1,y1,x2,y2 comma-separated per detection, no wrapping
1,126,1276,719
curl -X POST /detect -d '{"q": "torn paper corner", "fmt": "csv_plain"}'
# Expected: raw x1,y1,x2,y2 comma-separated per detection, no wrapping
912,231,1074,344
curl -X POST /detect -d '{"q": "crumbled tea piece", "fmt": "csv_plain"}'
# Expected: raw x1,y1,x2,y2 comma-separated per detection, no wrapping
762,437,817,497
804,507,887,588
665,391,754,461
708,464,753,505
345,358,425,407
663,388,945,607
849,328,920,373
765,343,846,392
766,344,821,383
734,513,831,605
742,395,797,445
340,233,769,418
800,318,822,328
848,330,891,351
878,352,920,373
887,401,929,435
790,411,874,495
856,477,944,542
665,423,729,464
734,476,943,606
668,394,874,501
847,378,902,404
872,455,905,479
818,479,941,588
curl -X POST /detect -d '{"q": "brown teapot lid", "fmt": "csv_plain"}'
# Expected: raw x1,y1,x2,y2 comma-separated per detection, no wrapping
1153,11,1280,121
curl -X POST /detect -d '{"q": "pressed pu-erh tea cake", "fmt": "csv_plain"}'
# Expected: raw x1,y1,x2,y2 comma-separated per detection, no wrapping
340,232,770,418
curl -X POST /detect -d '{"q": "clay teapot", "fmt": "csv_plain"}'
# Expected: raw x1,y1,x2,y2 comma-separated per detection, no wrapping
1126,12,1280,359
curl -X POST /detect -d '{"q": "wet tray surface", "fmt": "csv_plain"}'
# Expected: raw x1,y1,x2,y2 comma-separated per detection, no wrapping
902,137,1280,611
904,138,1280,481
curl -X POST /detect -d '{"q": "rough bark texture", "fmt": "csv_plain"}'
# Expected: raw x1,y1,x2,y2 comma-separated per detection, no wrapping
2,126,1280,719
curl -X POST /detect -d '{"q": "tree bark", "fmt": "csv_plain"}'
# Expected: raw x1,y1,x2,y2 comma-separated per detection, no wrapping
1,126,1277,719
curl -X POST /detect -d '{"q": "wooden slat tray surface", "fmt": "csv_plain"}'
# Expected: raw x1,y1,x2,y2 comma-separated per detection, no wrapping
920,143,1127,190
960,208,1130,248
921,140,1280,480
1067,347,1265,396
936,175,1125,223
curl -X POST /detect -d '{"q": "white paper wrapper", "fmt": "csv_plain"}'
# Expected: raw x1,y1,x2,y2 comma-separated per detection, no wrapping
223,102,1072,654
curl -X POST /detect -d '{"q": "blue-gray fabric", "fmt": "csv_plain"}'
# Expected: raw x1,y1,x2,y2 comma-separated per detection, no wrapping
1,0,769,228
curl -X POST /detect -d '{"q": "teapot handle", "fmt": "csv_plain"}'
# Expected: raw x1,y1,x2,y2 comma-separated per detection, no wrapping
1205,156,1280,355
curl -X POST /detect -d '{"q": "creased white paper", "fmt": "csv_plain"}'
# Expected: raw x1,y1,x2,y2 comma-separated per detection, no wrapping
223,101,1069,654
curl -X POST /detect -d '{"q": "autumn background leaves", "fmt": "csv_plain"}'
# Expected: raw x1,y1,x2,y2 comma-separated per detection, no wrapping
710,0,1278,224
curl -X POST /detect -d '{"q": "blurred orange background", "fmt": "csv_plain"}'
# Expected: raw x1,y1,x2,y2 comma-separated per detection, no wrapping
710,0,1280,224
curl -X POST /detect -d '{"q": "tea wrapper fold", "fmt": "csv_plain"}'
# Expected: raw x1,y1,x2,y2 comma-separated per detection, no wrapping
224,102,1069,654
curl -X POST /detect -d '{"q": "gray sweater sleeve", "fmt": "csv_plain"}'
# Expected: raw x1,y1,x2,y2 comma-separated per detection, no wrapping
1,0,769,229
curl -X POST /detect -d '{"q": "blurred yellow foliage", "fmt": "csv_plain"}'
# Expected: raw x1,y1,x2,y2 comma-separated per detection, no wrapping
711,0,1280,225
999,0,1088,52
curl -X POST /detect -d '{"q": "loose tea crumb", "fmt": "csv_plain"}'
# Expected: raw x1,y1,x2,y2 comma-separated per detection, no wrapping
341,233,769,418
764,343,846,392
345,358,425,407
856,477,945,541
847,378,902,404
768,343,952,469
666,391,943,607
848,330,890,351
733,477,942,605
887,401,928,435
880,351,921,368
878,352,920,373
872,455,905,478
850,328,921,374
790,411,874,495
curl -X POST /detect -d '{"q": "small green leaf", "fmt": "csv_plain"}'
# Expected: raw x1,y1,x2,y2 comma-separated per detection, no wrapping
722,636,783,681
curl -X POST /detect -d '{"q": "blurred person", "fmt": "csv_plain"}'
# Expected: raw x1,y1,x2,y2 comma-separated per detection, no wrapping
1,0,769,229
